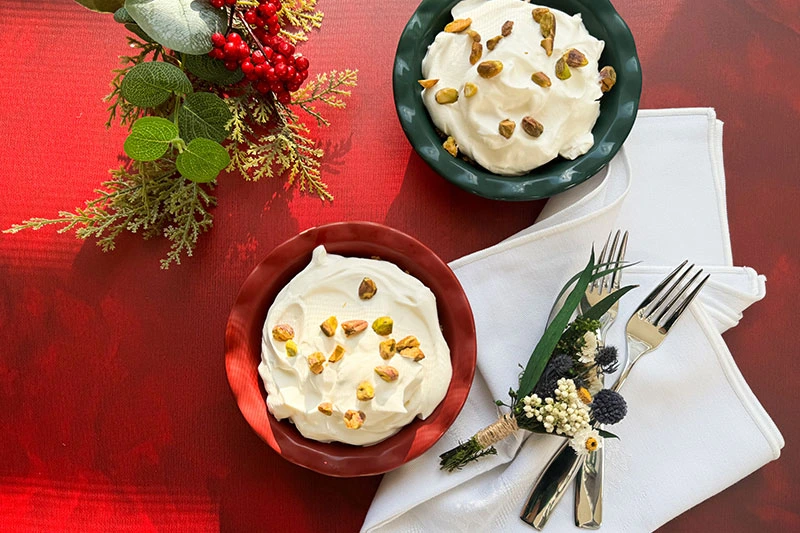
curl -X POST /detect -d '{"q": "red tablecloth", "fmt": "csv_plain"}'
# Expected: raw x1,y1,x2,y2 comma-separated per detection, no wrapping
1,0,796,531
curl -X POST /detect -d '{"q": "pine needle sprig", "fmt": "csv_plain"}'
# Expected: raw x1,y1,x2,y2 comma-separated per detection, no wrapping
4,163,216,269
279,0,324,43
160,180,216,269
292,69,358,126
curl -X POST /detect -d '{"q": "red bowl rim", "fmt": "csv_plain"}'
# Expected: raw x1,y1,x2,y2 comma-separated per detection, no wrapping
224,221,477,477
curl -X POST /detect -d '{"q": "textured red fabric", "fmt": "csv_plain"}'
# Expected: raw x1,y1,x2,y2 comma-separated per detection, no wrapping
0,0,797,531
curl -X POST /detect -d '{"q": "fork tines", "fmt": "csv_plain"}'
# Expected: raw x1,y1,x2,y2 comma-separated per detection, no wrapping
639,261,710,332
592,229,629,292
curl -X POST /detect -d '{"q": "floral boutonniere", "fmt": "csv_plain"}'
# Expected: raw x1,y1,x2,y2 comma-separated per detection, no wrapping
440,252,636,471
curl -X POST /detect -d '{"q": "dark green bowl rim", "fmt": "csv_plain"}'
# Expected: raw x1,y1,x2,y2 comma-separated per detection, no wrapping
392,0,642,201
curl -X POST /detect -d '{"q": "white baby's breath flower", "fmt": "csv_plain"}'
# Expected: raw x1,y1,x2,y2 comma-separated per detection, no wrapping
526,378,591,436
579,331,599,364
570,427,603,457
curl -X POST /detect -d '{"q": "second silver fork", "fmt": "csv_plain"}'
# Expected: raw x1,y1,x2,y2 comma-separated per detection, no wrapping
575,230,628,528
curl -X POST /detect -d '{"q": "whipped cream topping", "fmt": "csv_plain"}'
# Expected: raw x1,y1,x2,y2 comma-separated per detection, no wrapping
421,0,605,175
258,246,453,446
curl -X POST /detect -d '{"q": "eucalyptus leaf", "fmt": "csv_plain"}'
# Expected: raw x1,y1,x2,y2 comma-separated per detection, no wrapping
123,117,179,161
120,62,192,108
125,23,154,42
113,6,135,23
517,252,596,399
74,0,125,13
178,92,232,143
125,0,227,55
176,138,230,183
184,54,244,85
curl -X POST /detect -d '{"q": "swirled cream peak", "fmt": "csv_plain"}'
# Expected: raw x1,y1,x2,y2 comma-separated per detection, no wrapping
421,0,605,175
258,246,452,446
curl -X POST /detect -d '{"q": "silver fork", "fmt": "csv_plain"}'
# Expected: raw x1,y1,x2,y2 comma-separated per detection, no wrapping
520,261,710,530
574,230,628,528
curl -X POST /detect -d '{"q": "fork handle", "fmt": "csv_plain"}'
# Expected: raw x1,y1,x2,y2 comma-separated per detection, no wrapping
520,441,584,529
574,319,614,529
572,335,651,528
575,441,603,528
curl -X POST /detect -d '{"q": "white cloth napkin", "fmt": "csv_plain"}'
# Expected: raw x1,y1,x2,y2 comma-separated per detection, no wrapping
362,109,784,533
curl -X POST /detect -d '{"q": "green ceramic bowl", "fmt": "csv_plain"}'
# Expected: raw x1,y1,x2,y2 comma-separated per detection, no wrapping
393,0,642,201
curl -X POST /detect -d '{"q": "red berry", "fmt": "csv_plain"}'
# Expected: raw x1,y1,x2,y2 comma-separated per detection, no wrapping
277,91,291,104
286,82,300,92
251,50,266,64
238,43,250,58
241,60,254,74
224,60,239,71
258,3,276,17
211,32,226,47
253,64,266,78
245,71,258,81
224,42,238,58
274,1,282,9
278,41,294,56
208,48,225,60
264,66,277,81
256,81,270,94
270,80,284,92
266,15,279,26
262,47,274,60
295,55,309,71
298,69,309,80
274,63,288,78
227,32,241,43
284,65,296,79
210,0,224,8
272,53,286,65
254,16,266,28
253,28,267,42
244,9,257,24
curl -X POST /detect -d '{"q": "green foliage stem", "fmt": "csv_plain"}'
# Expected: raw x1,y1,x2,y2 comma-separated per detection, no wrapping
517,252,596,399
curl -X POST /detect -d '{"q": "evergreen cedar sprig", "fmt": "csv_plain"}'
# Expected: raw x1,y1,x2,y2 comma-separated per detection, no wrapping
5,1,357,268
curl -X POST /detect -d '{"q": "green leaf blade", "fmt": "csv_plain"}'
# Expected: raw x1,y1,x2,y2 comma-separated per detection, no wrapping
120,62,192,108
178,92,232,143
123,117,179,161
184,54,244,86
517,252,596,399
176,138,230,183
581,285,638,322
125,0,227,54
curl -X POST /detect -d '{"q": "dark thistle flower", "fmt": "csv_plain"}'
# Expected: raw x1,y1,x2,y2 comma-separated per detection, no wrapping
534,353,575,396
590,389,627,424
534,376,559,398
548,353,574,375
595,346,620,374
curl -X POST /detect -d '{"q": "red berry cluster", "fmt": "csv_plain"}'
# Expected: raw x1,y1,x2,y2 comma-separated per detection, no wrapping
207,1,309,104
209,0,236,8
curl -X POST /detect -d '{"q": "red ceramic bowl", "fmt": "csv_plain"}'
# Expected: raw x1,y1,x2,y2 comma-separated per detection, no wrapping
225,221,476,477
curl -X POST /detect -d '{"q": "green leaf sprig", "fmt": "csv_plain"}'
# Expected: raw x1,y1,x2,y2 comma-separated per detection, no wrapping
119,61,231,183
